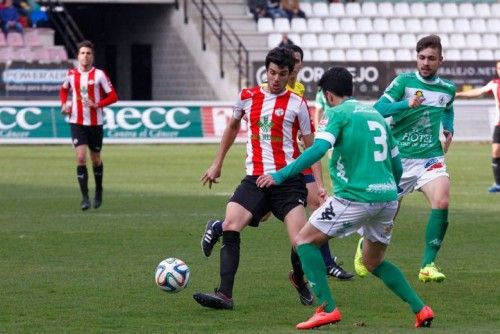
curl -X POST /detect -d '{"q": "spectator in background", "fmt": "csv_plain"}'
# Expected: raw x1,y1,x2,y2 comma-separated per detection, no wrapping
281,0,306,21
248,0,272,22
25,0,50,28
267,0,287,19
0,0,24,34
278,33,294,47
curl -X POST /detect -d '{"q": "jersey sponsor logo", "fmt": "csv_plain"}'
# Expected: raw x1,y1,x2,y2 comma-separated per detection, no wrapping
366,182,396,193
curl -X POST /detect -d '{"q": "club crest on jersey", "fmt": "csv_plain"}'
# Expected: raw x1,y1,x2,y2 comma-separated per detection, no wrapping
274,108,285,117
415,90,425,101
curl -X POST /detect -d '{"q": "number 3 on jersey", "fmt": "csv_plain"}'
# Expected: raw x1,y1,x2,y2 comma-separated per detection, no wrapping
367,121,387,162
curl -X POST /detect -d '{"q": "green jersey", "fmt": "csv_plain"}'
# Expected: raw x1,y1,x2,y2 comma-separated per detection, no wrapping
381,71,456,158
317,99,399,202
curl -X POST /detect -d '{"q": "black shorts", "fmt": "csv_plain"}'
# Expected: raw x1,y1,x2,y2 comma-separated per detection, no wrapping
229,175,307,227
70,124,104,152
493,125,500,144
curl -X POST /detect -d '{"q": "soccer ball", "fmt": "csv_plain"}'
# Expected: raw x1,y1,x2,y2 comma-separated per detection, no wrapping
155,258,190,293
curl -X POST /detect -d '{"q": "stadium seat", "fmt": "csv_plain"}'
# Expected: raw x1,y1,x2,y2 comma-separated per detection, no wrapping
340,18,356,33
346,49,362,61
301,33,318,49
257,18,273,33
361,2,378,17
437,19,454,33
329,3,345,17
466,34,482,49
287,33,301,46
6,32,23,47
329,49,346,62
373,18,389,33
379,49,395,61
318,33,335,48
384,34,400,48
395,49,413,61
312,49,328,61
426,3,443,18
14,47,35,62
444,49,461,61
323,18,340,33
461,50,477,61
300,2,312,17
449,34,466,49
400,33,417,49
491,4,500,18
362,49,379,61
410,3,426,18
477,49,494,61
486,19,500,33
357,18,373,33
454,19,471,33
267,33,282,48
458,3,475,19
470,18,487,33
475,3,491,18
494,50,500,60
274,18,290,32
421,18,438,34
302,49,312,61
389,19,405,33
48,45,68,62
482,34,498,49
345,2,361,17
441,3,459,18
377,2,394,18
23,29,43,47
405,19,422,34
393,3,410,18
0,46,14,63
439,34,450,48
0,33,5,47
335,34,351,48
367,33,384,49
351,33,368,49
307,18,323,33
291,18,307,33
35,46,51,62
312,2,329,17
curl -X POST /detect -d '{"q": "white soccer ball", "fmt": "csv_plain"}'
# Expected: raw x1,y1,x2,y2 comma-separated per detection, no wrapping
155,258,190,293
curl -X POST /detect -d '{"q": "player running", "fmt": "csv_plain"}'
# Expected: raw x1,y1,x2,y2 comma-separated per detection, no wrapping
356,35,456,283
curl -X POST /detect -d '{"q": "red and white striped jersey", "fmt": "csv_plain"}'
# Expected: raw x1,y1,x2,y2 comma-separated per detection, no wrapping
484,79,500,125
61,67,116,126
233,86,313,176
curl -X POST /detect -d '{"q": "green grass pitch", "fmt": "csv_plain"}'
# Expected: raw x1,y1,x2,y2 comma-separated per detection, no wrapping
0,143,499,333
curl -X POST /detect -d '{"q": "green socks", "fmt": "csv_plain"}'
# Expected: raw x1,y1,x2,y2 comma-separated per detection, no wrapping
422,209,449,267
372,260,425,314
297,243,335,312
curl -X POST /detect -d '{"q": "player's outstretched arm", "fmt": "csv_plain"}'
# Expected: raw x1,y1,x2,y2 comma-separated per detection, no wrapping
455,86,490,99
201,117,241,189
374,95,416,117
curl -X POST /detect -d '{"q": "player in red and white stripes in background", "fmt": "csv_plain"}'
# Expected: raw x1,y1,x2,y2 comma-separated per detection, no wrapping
456,61,500,193
194,47,321,310
60,40,118,210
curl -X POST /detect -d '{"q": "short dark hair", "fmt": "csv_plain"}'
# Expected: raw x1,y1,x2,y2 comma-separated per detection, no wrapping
284,44,303,61
318,67,353,98
265,47,295,73
77,40,94,53
416,35,442,55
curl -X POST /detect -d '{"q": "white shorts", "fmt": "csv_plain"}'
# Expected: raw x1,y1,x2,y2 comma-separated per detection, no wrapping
398,157,449,198
308,196,398,245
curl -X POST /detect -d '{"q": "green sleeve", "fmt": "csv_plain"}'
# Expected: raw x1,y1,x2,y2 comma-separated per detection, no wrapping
441,106,454,134
272,139,330,185
373,96,410,117
391,154,402,186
